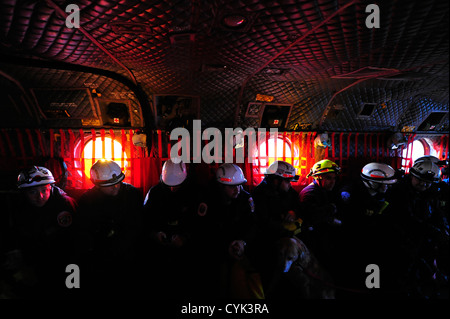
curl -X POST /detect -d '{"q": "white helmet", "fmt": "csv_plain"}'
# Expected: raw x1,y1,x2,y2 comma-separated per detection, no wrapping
361,162,397,185
17,166,55,189
410,160,441,182
216,163,247,185
414,155,448,166
265,161,299,181
90,159,125,187
161,158,187,186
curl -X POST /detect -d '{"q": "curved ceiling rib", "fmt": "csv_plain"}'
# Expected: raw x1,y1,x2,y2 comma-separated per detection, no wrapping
0,69,44,124
44,0,138,86
234,0,359,127
318,59,449,128
318,69,402,128
2,54,155,130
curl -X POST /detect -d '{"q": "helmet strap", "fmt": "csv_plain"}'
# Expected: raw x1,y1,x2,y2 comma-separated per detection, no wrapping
365,180,388,196
315,176,323,188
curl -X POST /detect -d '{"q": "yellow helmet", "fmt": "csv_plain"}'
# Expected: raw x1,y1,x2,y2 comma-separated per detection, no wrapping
307,159,340,177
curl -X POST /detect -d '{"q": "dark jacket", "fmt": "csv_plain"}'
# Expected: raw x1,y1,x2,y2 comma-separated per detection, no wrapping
384,175,449,298
77,182,143,260
142,180,201,244
252,178,302,241
10,185,77,266
299,180,336,227
335,179,393,284
201,182,258,260
338,179,390,219
298,180,341,271
386,175,448,253
7,185,78,298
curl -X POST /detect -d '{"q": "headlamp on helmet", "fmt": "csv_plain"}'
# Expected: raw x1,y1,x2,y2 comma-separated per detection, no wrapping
307,159,340,178
17,166,55,189
410,160,441,183
216,163,247,185
265,161,299,181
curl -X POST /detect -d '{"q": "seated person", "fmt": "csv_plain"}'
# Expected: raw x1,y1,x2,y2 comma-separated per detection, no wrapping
336,162,397,296
385,159,449,299
199,163,261,298
299,159,342,276
77,159,143,299
142,158,203,298
4,166,77,299
252,161,303,244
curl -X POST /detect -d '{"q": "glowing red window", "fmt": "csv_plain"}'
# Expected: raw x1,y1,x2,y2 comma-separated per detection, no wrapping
74,136,128,182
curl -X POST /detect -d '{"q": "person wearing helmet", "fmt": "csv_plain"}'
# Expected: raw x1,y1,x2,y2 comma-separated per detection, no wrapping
334,162,398,297
159,156,188,191
252,161,303,242
414,155,448,168
305,159,340,190
4,166,77,299
141,158,204,298
77,159,143,298
409,159,442,192
143,158,193,248
215,163,248,200
300,159,342,227
360,162,398,196
412,155,449,226
298,159,342,279
197,163,262,298
250,161,304,291
215,163,256,268
383,159,449,298
338,162,397,217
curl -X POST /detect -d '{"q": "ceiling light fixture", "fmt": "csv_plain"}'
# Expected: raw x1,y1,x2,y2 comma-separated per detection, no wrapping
256,94,274,102
222,14,247,28
262,67,289,76
214,10,257,32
